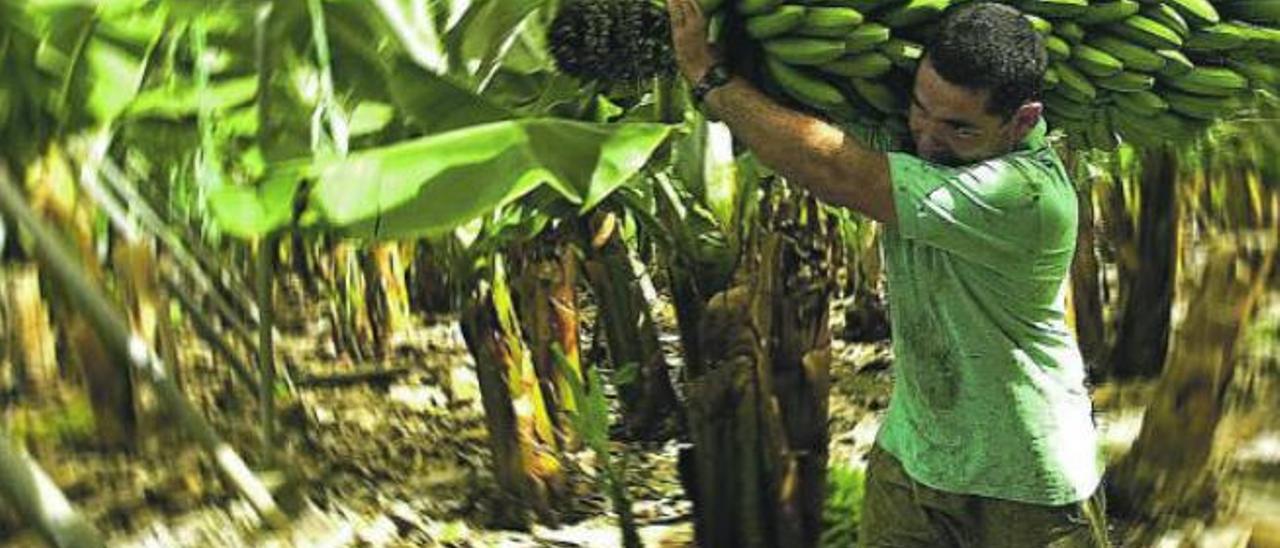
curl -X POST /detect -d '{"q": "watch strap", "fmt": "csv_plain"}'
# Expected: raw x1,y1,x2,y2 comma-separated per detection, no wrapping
692,64,732,104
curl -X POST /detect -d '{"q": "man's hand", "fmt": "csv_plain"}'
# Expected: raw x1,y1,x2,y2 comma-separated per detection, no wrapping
666,0,718,83
663,0,897,225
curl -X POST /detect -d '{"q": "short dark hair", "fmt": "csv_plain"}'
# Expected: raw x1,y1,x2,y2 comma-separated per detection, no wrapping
926,3,1047,119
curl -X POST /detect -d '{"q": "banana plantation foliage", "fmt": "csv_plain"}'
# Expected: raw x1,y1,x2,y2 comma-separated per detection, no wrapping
0,0,1277,547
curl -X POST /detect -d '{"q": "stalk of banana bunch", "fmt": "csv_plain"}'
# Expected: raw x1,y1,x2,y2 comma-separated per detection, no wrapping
547,0,1280,152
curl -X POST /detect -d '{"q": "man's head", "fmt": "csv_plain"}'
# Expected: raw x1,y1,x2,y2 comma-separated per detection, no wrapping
908,2,1047,166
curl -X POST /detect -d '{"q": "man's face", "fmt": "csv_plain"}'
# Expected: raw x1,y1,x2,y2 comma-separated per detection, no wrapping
907,58,1024,167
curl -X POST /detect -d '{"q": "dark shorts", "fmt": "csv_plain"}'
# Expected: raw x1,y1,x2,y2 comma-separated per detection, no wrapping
859,445,1111,548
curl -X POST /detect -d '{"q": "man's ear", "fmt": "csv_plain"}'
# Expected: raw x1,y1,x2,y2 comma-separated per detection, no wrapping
1009,101,1043,141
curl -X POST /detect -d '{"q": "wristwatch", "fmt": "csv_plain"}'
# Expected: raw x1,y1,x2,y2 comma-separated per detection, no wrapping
692,63,733,104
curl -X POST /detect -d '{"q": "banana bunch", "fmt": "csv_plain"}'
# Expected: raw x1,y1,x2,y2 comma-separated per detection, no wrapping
1027,0,1278,150
721,0,920,133
697,0,1280,151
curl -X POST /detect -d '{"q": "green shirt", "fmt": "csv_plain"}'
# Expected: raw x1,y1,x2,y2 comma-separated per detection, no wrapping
874,120,1103,506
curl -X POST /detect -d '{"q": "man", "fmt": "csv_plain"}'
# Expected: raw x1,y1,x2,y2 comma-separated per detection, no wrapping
665,1,1108,546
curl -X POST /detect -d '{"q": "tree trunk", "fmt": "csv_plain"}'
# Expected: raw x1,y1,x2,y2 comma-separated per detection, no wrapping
360,246,391,361
289,229,315,297
0,163,288,527
460,258,564,528
840,220,890,343
681,192,834,548
1110,235,1276,519
2,265,58,400
1110,146,1180,379
113,239,181,452
580,214,681,440
331,241,368,362
25,144,135,449
409,239,455,315
512,238,585,451
256,235,278,464
1071,182,1107,374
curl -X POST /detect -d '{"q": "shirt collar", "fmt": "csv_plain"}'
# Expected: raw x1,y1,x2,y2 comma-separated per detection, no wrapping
1021,118,1048,151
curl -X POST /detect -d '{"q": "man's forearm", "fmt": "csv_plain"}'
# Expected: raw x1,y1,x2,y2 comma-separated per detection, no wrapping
702,78,897,223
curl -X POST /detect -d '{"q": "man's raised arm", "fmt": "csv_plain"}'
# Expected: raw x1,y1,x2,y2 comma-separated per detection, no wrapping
665,0,898,225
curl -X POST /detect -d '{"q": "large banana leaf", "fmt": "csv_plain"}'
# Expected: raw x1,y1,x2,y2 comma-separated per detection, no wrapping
210,118,673,240
443,0,546,87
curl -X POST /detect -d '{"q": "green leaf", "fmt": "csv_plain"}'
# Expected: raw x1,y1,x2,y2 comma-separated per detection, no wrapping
206,163,305,239
208,119,672,240
384,57,512,134
612,361,640,390
85,37,144,122
348,101,394,137
126,76,258,120
444,0,544,86
552,345,610,450
311,118,672,239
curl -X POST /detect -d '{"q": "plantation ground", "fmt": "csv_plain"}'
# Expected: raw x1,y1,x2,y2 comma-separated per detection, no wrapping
3,287,1278,547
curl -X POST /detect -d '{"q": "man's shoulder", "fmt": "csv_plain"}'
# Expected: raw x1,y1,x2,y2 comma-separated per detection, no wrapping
924,149,1064,213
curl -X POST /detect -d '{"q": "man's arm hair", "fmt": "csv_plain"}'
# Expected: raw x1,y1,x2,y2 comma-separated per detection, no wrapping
703,77,898,225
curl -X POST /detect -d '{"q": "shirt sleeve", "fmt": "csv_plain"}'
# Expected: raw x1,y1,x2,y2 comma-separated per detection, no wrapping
887,152,1048,270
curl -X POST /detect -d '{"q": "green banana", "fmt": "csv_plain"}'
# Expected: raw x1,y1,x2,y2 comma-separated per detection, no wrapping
1162,66,1249,96
1163,89,1246,118
1044,66,1061,89
1115,106,1196,142
1185,23,1252,51
880,0,951,28
1046,35,1072,61
762,37,847,65
1056,21,1086,43
850,78,904,114
766,56,848,109
1020,0,1090,18
1108,15,1184,49
1086,110,1119,151
799,7,865,37
820,52,894,77
1053,61,1098,101
844,23,892,53
1061,122,1093,150
1079,0,1141,25
738,0,784,16
1155,48,1194,77
746,5,808,39
1228,57,1280,87
1152,112,1199,138
1164,0,1219,26
817,0,895,13
1070,44,1125,77
1109,105,1168,147
1111,89,1169,116
1242,26,1280,55
880,38,924,69
1044,92,1093,120
1140,5,1190,40
1095,71,1155,91
1055,83,1095,103
1024,14,1053,35
1219,0,1280,26
1091,35,1166,72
